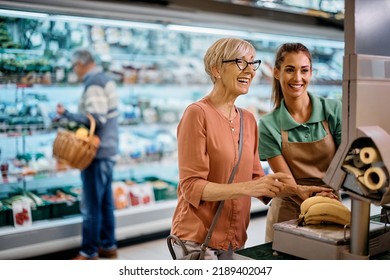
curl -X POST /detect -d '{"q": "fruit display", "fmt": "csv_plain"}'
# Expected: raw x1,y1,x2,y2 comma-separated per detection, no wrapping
2,191,45,209
40,189,78,204
0,176,172,226
127,182,154,206
0,188,81,226
112,181,128,209
11,199,32,227
14,207,29,225
40,188,80,219
111,178,176,210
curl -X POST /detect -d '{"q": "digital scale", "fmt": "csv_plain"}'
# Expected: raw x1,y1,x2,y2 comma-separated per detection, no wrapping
272,212,390,260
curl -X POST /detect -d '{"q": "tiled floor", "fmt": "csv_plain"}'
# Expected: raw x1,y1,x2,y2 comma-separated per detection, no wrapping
116,214,267,260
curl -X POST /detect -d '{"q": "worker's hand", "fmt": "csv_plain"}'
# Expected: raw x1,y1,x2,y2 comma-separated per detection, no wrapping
295,185,338,202
314,190,339,199
56,103,65,115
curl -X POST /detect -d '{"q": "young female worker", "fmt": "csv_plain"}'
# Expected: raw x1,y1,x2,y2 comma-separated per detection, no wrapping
258,43,342,242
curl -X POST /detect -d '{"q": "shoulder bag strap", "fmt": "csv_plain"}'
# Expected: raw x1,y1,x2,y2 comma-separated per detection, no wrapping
200,108,244,258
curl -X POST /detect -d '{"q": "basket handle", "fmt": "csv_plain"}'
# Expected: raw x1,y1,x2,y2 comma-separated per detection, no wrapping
86,114,96,140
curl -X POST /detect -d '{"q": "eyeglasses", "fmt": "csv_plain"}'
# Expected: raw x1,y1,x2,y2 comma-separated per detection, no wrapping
222,58,261,71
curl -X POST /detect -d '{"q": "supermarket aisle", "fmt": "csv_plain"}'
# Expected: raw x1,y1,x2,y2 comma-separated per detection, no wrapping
116,213,267,260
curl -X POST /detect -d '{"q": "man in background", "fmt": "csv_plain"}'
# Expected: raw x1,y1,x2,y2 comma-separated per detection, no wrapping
56,49,119,260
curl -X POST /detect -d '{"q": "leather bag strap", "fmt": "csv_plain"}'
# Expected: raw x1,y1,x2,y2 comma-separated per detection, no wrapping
200,107,244,258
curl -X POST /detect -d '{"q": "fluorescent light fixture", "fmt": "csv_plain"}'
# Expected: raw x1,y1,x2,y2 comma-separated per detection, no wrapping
0,9,48,19
250,32,344,48
50,15,164,30
167,24,249,37
168,24,343,49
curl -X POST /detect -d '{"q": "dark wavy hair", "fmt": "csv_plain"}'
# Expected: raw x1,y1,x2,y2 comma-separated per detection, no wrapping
271,43,312,109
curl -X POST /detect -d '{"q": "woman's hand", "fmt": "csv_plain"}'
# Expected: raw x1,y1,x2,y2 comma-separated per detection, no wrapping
250,172,294,198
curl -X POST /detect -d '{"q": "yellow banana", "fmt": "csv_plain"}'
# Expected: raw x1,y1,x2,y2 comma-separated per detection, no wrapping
300,196,343,215
302,202,351,226
305,201,350,216
304,214,350,226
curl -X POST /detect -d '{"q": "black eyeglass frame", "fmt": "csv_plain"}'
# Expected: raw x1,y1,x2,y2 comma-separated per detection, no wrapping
222,58,262,71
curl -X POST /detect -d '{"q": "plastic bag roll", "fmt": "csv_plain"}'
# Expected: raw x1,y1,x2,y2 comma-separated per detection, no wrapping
363,166,388,190
352,154,366,168
359,147,381,164
342,164,364,176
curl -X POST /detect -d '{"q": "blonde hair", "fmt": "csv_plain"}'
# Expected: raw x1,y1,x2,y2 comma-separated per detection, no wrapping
204,38,256,83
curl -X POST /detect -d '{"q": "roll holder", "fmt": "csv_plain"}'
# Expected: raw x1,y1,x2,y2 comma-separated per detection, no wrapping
339,126,390,258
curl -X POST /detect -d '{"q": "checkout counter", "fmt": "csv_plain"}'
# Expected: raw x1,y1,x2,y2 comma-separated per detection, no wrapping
236,0,390,260
234,214,390,260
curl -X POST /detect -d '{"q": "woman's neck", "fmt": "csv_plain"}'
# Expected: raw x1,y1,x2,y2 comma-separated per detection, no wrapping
284,94,312,123
207,90,237,120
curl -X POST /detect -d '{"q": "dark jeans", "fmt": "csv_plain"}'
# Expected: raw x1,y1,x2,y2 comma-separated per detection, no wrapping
79,158,116,258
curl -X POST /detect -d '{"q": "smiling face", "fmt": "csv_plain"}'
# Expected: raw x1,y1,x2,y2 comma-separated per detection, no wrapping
274,51,312,100
220,55,257,96
204,38,258,97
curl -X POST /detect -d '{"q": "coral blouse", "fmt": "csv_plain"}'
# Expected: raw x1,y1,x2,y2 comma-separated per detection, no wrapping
170,97,266,250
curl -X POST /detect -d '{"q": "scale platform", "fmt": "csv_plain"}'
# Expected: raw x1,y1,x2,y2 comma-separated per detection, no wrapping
272,219,390,260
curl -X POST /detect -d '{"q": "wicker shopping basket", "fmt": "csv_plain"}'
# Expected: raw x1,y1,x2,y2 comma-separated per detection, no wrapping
53,114,99,170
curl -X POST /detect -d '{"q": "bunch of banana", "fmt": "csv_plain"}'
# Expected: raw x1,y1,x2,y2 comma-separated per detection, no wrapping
298,196,351,226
